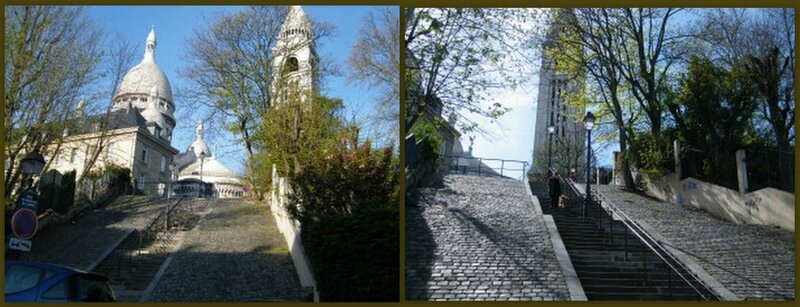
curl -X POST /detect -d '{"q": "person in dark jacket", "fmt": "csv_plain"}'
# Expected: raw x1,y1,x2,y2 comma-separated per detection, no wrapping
548,172,562,209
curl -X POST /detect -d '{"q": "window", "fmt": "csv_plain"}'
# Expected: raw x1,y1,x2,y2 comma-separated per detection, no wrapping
70,148,78,164
138,175,145,190
142,145,149,162
42,277,70,299
155,126,162,138
4,264,54,294
160,155,166,173
286,57,299,72
106,144,113,161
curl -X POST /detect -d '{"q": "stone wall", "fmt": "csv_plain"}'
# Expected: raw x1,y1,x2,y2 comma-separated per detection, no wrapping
644,173,795,232
269,167,319,301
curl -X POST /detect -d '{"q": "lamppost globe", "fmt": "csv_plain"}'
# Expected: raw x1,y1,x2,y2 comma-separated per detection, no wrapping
20,150,46,176
583,111,596,130
547,123,555,174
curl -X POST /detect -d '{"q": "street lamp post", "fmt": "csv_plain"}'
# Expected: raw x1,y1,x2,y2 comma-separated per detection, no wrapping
168,162,176,199
547,123,555,174
583,112,596,218
20,149,46,180
198,151,206,198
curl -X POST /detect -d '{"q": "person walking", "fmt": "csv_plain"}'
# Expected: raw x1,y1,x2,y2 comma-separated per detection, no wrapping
548,172,562,209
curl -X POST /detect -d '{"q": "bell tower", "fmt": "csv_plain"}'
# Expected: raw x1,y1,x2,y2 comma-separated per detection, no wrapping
271,5,319,105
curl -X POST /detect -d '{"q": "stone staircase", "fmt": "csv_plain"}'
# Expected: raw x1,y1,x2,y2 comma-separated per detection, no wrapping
530,181,709,300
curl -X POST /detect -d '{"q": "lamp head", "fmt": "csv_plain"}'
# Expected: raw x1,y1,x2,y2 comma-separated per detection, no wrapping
584,111,596,130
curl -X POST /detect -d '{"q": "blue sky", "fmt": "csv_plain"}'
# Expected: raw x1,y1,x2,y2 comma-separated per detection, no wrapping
86,5,398,175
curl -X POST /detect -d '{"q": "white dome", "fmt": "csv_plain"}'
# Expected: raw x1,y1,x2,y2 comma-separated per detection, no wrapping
115,27,173,103
117,61,173,102
179,157,239,179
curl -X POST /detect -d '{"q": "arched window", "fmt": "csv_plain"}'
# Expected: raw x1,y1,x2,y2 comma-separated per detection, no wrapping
285,57,299,72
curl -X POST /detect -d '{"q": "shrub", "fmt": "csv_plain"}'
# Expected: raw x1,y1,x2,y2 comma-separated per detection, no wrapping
410,119,443,163
302,204,399,301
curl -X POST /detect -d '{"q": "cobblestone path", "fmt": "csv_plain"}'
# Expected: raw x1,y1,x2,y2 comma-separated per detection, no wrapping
595,185,795,300
406,175,570,301
146,199,301,302
15,196,170,270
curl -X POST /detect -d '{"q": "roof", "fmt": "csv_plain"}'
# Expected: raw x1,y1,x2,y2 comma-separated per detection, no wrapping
67,108,147,135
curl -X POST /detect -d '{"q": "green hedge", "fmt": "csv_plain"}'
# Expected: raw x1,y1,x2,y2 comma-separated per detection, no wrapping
302,204,399,302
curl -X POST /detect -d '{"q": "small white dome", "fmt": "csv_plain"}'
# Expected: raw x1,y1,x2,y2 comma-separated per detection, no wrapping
179,157,238,179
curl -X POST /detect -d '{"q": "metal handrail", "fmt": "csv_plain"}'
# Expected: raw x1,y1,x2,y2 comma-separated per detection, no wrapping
444,155,529,180
560,174,719,301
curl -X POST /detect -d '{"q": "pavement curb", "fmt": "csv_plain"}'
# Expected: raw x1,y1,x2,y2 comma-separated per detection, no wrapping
138,230,188,302
542,214,587,301
525,182,543,216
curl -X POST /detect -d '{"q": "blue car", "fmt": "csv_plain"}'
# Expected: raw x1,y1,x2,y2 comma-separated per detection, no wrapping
4,261,116,302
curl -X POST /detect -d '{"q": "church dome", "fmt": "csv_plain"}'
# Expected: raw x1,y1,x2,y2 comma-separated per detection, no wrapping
115,27,173,103
188,119,211,157
179,157,239,179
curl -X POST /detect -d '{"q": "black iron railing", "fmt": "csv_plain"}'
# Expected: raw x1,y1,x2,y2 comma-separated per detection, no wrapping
746,148,794,193
680,148,738,191
443,156,529,181
558,170,720,301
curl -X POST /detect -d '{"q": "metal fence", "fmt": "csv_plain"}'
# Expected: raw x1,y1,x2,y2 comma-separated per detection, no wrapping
443,156,529,181
680,148,738,191
746,148,794,193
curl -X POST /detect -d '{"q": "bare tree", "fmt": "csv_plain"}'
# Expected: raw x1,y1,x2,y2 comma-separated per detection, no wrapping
4,6,103,200
617,8,683,136
347,7,399,147
405,8,543,134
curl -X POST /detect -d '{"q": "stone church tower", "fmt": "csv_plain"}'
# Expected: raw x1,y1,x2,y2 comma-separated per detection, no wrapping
271,6,319,105
531,9,585,176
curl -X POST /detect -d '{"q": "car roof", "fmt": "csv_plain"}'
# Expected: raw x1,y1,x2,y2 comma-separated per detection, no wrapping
5,261,87,274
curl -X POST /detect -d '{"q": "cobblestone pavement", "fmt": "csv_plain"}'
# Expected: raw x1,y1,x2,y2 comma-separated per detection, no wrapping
406,175,570,301
595,185,795,300
15,196,171,270
147,199,301,302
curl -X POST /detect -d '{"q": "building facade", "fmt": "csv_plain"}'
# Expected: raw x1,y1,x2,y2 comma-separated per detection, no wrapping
46,28,178,196
531,9,585,176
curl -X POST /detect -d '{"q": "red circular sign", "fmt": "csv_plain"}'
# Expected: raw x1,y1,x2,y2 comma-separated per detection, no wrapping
11,208,38,240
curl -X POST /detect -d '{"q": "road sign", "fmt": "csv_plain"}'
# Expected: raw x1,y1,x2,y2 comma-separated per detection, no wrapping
8,237,32,252
19,188,38,211
11,208,38,240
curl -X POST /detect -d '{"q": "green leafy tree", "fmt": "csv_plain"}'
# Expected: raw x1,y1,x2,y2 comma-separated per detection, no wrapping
405,8,542,134
548,8,641,189
259,89,398,300
184,6,334,198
